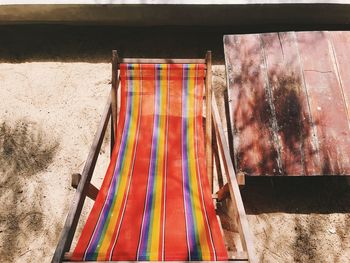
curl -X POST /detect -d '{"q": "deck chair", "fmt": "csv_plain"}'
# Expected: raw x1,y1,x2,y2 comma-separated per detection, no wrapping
52,51,256,263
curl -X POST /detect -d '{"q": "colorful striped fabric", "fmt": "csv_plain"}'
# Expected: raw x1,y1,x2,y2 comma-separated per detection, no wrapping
71,63,228,261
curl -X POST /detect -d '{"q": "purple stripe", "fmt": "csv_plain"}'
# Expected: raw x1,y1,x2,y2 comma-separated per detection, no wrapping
109,64,144,259
182,64,201,259
85,64,135,259
194,64,215,259
161,65,170,260
138,64,161,259
182,65,195,259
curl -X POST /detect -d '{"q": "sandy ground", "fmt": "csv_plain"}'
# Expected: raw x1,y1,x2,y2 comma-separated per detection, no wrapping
0,25,349,263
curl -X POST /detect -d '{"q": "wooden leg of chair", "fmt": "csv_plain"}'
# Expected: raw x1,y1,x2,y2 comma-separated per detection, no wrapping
236,171,245,187
216,173,245,202
110,115,115,159
71,173,82,188
212,127,224,189
216,183,230,202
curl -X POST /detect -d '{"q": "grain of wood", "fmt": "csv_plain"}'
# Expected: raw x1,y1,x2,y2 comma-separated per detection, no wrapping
212,95,257,263
224,32,350,176
206,51,213,192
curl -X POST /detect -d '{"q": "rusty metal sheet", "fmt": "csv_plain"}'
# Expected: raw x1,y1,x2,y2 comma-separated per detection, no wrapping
224,34,280,176
224,31,350,176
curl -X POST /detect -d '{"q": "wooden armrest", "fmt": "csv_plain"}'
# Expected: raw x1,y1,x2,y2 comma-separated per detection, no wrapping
71,173,99,201
52,94,112,263
212,95,257,263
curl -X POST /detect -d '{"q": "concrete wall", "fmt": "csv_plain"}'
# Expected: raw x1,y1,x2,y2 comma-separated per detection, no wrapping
1,2,350,26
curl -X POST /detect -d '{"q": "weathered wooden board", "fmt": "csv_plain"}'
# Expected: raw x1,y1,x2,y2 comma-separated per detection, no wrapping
330,32,350,127
224,34,280,176
224,31,350,176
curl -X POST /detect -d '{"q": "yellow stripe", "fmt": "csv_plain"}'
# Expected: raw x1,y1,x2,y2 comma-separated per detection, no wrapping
187,65,211,260
97,65,141,260
149,65,168,260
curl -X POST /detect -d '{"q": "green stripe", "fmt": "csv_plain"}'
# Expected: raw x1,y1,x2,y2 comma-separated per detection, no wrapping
187,65,202,259
94,65,138,258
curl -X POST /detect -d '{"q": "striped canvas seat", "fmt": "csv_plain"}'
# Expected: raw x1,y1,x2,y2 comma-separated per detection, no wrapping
71,63,228,261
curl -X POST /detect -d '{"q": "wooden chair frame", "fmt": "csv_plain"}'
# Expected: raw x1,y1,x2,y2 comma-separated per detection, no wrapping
52,50,256,263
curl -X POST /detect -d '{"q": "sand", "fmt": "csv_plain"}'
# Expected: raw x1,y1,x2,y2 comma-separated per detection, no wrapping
0,25,349,263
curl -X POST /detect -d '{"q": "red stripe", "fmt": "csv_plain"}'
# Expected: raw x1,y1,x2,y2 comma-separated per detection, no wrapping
164,65,189,260
193,66,216,260
104,64,143,260
71,69,128,261
195,76,228,260
110,65,156,260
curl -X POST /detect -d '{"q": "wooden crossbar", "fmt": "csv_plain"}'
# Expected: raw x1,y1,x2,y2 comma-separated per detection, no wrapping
119,58,206,65
64,251,248,263
63,261,248,263
71,173,99,201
